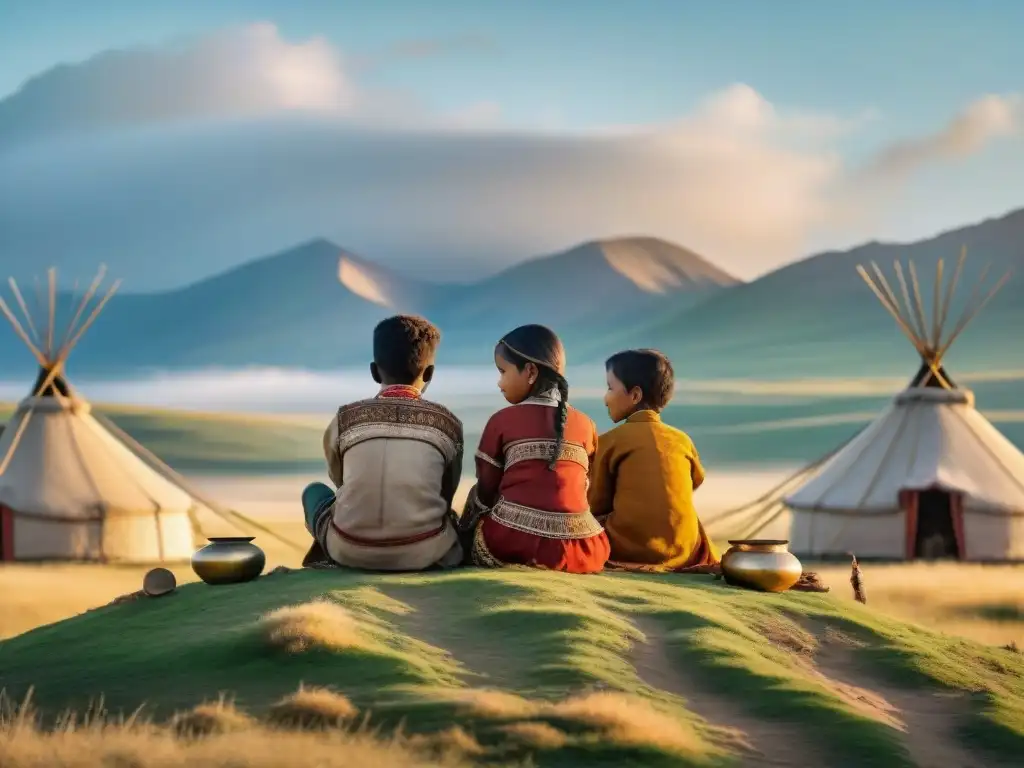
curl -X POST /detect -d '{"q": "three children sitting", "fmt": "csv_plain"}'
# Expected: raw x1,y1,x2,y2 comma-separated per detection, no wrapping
303,315,717,574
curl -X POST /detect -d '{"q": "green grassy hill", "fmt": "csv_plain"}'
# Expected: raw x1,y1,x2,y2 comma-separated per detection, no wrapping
1,568,1020,767
0,403,327,474
621,209,1024,378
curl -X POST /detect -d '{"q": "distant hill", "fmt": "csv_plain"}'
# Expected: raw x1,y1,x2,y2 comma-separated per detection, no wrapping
0,236,736,376
1,211,1022,380
0,239,440,375
431,236,739,363
614,208,1024,378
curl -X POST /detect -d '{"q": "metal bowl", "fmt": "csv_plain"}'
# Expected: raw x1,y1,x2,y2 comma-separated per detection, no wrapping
720,539,802,592
142,566,177,596
191,537,266,585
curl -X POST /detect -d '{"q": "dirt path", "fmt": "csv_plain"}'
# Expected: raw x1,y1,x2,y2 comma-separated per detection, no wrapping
381,585,523,689
797,619,992,768
379,588,994,767
629,615,828,767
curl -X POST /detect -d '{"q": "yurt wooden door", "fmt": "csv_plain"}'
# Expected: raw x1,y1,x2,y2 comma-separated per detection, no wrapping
0,505,13,560
900,488,965,560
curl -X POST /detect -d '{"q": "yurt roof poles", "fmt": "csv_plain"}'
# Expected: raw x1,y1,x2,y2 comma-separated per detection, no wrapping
0,266,120,474
856,248,1011,390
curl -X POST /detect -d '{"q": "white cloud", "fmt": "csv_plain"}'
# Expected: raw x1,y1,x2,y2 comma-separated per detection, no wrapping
0,22,503,142
860,92,1023,180
0,24,1019,288
0,113,853,286
0,23,353,144
614,84,878,143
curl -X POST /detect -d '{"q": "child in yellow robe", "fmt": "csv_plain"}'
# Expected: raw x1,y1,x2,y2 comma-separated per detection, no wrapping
588,349,719,571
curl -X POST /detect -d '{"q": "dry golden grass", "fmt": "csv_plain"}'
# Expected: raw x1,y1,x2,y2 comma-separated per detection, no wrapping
0,691,471,768
814,561,1024,647
0,724,473,768
546,692,705,755
433,687,706,757
265,686,358,729
432,688,540,719
260,600,369,654
406,726,487,759
170,697,255,737
498,721,569,749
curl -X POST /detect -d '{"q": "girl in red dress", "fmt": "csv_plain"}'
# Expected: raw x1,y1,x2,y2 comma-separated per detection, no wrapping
461,325,610,573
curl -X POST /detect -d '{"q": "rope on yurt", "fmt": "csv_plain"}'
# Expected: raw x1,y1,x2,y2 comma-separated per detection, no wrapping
700,420,872,535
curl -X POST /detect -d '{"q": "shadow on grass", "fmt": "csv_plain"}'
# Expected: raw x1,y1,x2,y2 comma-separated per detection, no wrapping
645,609,914,768
379,575,542,689
0,570,457,721
381,571,645,695
526,742,714,768
787,608,1024,761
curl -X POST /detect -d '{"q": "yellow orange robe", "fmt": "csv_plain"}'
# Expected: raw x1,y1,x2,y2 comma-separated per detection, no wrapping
588,410,719,570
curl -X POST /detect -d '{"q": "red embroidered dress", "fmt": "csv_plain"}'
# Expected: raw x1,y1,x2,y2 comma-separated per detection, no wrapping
467,391,610,573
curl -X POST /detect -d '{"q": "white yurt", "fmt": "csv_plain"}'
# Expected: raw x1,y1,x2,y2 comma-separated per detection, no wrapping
786,256,1024,561
0,384,202,562
786,381,1024,560
0,268,209,562
724,253,1024,562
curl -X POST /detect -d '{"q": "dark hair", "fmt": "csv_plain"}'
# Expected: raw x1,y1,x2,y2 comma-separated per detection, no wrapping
373,315,441,384
495,324,568,470
605,348,675,411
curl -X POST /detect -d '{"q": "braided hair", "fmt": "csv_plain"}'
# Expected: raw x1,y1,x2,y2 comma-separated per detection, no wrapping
496,325,569,471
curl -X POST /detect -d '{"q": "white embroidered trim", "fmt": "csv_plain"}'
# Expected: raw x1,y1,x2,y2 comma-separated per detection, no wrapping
338,423,460,464
475,449,503,468
503,438,589,470
490,498,605,540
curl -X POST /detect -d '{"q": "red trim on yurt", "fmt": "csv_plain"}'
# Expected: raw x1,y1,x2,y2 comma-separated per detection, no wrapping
949,492,966,560
899,489,919,560
0,505,14,561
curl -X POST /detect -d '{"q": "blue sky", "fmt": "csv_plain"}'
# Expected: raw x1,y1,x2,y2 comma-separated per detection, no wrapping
4,0,1022,136
0,1,1022,286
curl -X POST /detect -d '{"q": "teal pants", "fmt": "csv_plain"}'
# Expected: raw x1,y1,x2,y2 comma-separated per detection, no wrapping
302,482,335,536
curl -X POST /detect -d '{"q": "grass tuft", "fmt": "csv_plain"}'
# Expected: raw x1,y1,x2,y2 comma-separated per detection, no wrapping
264,686,358,730
497,721,569,749
170,696,254,737
261,600,368,654
545,691,705,755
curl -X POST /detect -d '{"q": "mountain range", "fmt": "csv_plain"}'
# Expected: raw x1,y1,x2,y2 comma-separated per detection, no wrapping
1,209,1022,379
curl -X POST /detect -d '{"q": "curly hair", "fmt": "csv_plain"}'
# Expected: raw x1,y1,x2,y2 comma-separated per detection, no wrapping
372,315,441,384
495,324,569,471
605,348,675,411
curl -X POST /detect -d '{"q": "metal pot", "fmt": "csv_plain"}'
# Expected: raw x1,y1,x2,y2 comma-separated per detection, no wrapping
720,539,802,592
191,537,266,585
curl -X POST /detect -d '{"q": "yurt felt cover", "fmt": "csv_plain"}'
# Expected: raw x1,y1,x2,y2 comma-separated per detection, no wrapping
785,389,1024,515
0,398,198,561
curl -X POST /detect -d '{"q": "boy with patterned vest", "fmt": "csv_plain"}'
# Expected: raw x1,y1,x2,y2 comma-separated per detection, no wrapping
301,315,464,571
